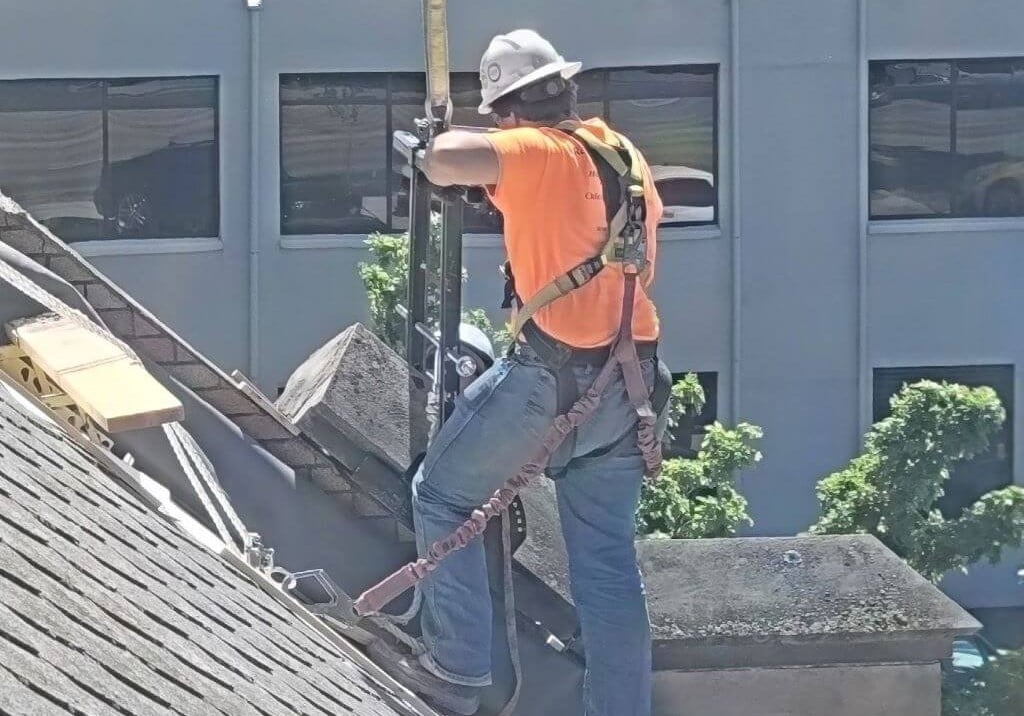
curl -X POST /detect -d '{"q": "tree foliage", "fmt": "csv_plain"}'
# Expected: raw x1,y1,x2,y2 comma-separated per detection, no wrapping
358,232,414,353
637,422,762,538
637,373,762,539
664,372,705,447
358,224,507,355
943,647,1024,716
810,381,1024,582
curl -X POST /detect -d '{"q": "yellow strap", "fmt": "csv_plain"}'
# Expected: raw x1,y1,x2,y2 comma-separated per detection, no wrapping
557,120,630,177
510,274,577,339
510,259,651,340
509,122,650,339
578,134,629,176
617,133,645,186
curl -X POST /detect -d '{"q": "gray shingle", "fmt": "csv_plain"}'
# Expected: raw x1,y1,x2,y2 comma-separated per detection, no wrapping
0,649,121,716
0,543,264,716
0,542,295,716
0,600,180,716
0,389,417,716
0,662,76,716
2,566,213,715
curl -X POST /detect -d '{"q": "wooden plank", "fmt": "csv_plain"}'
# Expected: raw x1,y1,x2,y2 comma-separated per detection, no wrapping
6,314,184,433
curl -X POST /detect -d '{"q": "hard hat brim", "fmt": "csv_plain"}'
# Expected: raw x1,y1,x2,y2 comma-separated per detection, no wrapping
478,60,582,114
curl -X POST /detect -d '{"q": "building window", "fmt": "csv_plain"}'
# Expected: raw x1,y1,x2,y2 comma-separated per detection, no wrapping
279,65,717,235
664,372,718,460
0,77,219,241
873,365,1014,516
870,58,1024,220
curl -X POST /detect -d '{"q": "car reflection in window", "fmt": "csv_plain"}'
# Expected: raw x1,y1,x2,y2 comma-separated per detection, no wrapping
281,170,389,235
652,165,715,225
94,139,217,238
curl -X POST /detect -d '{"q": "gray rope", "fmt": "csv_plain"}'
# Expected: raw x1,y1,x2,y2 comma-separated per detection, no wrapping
169,422,253,551
164,422,236,549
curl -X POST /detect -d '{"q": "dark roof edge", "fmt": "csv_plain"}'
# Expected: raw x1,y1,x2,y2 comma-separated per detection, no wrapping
0,193,407,531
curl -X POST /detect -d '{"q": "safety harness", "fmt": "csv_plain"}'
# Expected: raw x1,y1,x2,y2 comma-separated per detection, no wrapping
355,120,666,617
501,121,669,477
507,120,654,342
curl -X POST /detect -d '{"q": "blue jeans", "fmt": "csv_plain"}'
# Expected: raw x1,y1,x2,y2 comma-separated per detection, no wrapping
412,344,660,716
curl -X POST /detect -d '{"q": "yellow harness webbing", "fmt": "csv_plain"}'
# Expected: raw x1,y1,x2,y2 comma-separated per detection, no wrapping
509,121,652,339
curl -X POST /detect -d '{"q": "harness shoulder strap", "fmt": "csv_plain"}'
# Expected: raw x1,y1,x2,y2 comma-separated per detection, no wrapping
509,122,651,340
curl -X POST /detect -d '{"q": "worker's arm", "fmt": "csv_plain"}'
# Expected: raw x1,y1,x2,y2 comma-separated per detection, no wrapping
420,130,500,187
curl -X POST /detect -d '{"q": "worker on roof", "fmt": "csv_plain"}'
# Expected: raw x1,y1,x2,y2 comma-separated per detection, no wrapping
372,29,669,716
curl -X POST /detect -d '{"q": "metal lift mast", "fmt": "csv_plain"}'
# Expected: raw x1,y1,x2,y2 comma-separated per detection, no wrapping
394,0,473,428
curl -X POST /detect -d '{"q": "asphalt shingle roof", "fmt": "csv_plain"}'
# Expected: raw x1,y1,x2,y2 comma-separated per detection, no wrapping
0,383,418,716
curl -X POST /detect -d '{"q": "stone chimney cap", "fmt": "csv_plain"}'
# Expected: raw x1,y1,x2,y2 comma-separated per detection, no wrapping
641,535,981,670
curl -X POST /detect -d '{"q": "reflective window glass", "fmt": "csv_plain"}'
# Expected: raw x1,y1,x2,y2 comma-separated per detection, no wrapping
282,67,718,234
870,58,1024,219
104,78,218,238
954,59,1024,217
0,77,218,241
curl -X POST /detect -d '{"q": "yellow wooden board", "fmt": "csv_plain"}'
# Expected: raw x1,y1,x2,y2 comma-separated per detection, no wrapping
6,314,184,433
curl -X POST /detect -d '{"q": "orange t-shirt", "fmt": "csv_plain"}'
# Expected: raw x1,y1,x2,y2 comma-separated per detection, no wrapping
484,118,661,348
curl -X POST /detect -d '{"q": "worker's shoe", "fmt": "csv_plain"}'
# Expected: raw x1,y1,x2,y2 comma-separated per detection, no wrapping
368,639,481,715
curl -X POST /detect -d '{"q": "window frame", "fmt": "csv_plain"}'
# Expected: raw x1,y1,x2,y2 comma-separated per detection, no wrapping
278,64,720,238
868,55,1024,222
0,75,221,243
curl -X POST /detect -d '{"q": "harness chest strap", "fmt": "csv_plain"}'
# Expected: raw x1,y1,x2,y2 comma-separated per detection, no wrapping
508,122,652,340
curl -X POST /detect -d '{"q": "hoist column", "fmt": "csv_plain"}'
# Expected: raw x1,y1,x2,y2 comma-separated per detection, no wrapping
406,170,432,381
437,196,463,423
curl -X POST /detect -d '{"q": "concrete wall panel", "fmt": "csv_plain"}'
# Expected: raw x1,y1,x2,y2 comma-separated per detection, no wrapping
654,662,940,716
736,0,861,534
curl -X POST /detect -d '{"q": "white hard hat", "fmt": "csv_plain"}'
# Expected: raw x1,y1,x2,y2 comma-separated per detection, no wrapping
478,29,582,115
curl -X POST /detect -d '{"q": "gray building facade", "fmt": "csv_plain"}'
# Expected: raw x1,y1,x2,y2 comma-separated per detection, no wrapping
1,0,1022,609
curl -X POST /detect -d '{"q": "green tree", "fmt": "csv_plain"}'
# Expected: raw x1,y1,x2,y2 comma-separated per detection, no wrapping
358,222,507,356
637,374,762,539
637,420,762,539
664,372,705,449
810,381,1024,582
358,232,414,352
943,647,1024,716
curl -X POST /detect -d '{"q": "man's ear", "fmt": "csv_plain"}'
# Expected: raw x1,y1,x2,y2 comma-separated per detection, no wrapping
495,113,517,129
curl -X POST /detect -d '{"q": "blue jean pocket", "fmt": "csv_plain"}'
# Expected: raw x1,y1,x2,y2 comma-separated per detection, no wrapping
421,358,517,479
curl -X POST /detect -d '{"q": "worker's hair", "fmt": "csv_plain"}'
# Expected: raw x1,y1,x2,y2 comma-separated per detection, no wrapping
490,77,578,123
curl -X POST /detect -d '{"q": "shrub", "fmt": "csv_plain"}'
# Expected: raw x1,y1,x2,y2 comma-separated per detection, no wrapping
810,381,1024,582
